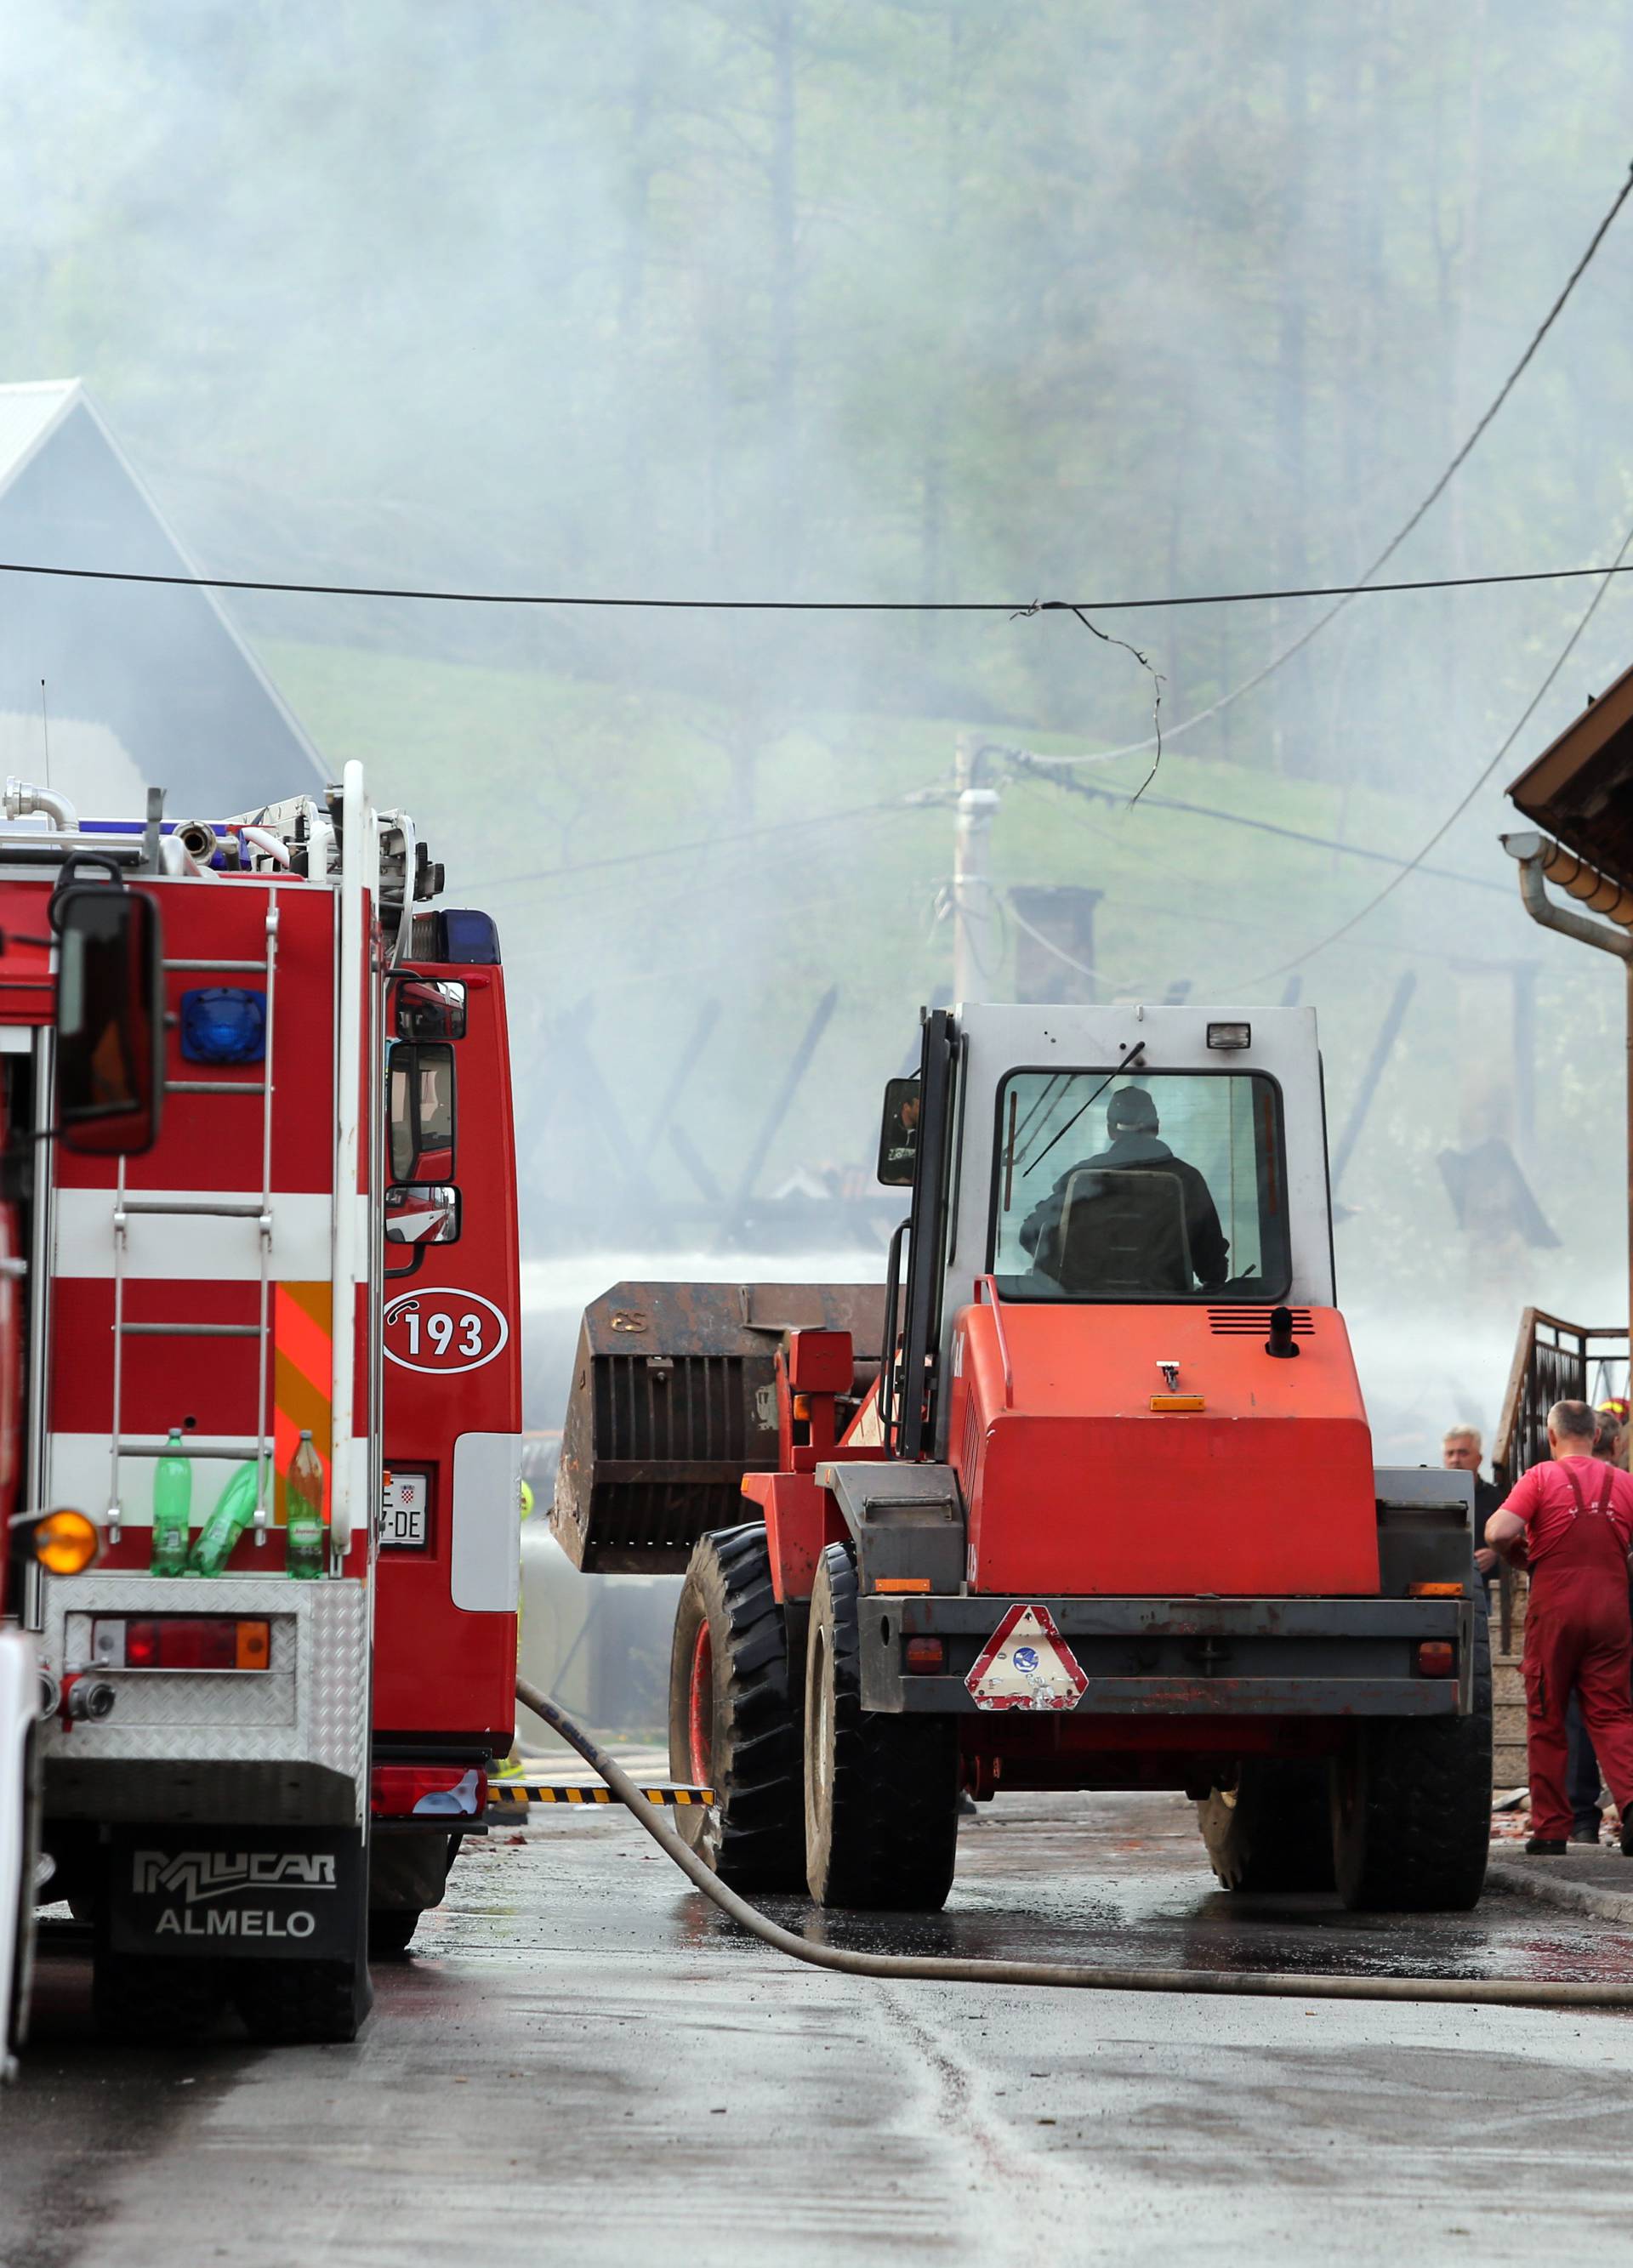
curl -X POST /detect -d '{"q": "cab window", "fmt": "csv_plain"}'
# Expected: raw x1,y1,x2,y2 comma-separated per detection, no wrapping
389,1041,456,1183
989,1068,1290,1301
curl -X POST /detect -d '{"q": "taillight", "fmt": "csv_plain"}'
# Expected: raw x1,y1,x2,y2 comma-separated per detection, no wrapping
371,1764,488,1819
92,1617,270,1671
1416,1641,1456,1677
904,1637,946,1674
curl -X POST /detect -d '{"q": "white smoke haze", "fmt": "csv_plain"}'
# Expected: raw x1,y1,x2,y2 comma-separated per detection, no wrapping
5,1,1633,1476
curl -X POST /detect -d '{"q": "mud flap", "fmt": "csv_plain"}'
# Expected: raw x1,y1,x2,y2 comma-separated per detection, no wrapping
104,1825,368,1964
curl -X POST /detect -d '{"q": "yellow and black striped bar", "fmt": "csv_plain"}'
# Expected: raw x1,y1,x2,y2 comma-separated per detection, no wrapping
488,1780,714,1810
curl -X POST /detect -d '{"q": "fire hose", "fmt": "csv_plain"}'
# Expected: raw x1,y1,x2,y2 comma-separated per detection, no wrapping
517,1678,1633,2011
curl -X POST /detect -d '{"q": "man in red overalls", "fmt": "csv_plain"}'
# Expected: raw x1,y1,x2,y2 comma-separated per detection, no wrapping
1488,1398,1633,1856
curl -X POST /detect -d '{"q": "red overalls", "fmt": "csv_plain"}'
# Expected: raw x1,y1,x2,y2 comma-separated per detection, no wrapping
1524,1462,1633,1840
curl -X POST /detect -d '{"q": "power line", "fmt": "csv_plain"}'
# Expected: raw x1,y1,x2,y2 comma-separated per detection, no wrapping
476,793,921,892
1024,156,1633,768
8,550,1633,618
1247,511,1633,982
1001,746,1510,895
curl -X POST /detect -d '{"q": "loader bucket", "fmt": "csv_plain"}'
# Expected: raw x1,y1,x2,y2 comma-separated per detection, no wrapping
550,1281,886,1572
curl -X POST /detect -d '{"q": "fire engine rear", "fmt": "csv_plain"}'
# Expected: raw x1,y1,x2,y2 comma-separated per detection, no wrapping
0,764,520,2052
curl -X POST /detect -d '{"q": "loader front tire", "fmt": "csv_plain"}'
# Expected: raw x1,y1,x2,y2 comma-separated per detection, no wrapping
668,1524,805,1894
1197,1759,1335,1893
804,1544,959,1913
1331,1605,1492,1913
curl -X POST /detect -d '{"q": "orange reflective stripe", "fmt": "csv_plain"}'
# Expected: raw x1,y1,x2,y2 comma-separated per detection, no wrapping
274,1281,333,1523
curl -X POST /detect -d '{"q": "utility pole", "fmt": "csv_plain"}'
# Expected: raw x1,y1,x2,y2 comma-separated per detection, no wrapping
952,737,1000,1003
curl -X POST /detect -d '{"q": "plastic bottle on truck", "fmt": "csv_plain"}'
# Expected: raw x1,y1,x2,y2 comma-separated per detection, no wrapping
187,1460,261,1577
285,1431,326,1579
149,1430,191,1576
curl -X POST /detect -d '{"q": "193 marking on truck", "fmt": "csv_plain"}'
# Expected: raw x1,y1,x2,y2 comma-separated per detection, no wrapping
383,1288,510,1375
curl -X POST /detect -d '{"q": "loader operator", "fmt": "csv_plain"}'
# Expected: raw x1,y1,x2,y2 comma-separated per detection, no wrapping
1019,1086,1229,1293
1486,1398,1633,1858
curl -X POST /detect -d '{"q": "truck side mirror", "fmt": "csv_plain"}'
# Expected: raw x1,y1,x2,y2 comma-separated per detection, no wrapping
876,1076,920,1186
388,1040,456,1183
384,1184,461,1245
53,885,163,1157
393,977,466,1043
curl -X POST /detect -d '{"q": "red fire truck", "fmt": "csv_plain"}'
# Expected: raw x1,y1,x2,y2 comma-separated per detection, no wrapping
0,764,520,2061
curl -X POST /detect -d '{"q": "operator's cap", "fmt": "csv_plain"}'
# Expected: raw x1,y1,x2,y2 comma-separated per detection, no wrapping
1107,1085,1159,1132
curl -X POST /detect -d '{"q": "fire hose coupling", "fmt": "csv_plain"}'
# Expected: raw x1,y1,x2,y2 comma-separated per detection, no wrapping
3,776,78,832
59,1672,116,1726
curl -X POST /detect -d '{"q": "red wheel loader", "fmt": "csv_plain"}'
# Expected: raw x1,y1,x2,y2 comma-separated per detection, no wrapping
553,1005,1490,1913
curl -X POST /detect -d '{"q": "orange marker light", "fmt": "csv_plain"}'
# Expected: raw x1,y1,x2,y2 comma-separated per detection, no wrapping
235,1620,271,1670
874,1577,931,1594
1408,1582,1465,1598
32,1509,99,1576
1149,1395,1206,1414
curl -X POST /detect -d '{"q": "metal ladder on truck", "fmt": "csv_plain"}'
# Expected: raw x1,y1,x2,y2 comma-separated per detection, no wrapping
103,896,284,1546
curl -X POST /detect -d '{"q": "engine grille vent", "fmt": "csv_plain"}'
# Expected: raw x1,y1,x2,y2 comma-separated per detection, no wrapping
1206,1306,1313,1335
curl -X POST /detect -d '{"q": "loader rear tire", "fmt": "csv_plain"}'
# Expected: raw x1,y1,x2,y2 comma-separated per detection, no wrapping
804,1545,959,1913
668,1524,805,1894
1332,1605,1492,1913
1197,1759,1335,1893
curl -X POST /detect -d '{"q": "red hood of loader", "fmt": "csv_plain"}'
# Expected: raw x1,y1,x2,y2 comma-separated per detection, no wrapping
947,1301,1380,1597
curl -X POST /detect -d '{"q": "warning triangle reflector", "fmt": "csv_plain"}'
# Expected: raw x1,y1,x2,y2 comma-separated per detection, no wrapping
964,1603,1088,1712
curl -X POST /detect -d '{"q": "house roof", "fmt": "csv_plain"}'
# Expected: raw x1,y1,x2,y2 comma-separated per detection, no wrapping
0,378,82,494
1507,654,1633,891
0,377,325,790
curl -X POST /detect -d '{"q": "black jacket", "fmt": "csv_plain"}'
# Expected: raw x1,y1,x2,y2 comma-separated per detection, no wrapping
1018,1133,1230,1290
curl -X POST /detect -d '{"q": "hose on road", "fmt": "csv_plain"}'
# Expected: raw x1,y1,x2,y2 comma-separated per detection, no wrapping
516,1677,1633,2011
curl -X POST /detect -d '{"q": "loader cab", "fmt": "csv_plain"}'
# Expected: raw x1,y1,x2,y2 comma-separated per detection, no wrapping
878,1004,1337,1464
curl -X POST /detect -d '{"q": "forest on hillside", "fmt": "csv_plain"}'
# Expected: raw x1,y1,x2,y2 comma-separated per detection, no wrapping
6,1,1633,792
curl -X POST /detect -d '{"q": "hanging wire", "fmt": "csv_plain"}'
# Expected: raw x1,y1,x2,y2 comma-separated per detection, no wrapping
1245,509,1633,982
1021,157,1633,767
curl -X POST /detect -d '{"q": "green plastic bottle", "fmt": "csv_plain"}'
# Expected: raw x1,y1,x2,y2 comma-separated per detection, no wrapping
187,1460,262,1577
150,1430,191,1577
285,1430,326,1580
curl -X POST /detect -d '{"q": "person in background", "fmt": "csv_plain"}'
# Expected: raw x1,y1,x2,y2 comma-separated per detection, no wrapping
1564,1401,1633,1843
1442,1424,1498,1589
1486,1399,1633,1857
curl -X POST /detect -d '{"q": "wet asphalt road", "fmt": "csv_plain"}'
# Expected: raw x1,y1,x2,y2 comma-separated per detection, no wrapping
8,1790,1633,2268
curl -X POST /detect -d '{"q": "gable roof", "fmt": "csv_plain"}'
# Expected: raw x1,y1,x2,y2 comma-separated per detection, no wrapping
0,379,81,492
0,378,325,804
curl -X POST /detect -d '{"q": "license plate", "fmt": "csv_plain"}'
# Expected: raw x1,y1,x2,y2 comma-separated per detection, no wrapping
380,1469,430,1548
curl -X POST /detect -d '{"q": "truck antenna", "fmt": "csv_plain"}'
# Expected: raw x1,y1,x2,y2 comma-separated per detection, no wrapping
38,679,49,791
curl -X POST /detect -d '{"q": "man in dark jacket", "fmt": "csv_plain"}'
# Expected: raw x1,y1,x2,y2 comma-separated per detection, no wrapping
1019,1086,1229,1291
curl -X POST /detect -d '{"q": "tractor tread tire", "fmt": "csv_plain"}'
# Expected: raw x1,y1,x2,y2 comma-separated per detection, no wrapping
1198,1759,1335,1893
1333,1602,1493,1913
668,1524,804,1893
805,1545,959,1913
